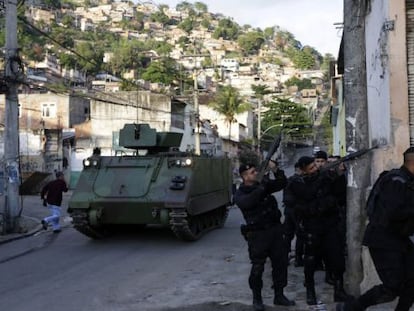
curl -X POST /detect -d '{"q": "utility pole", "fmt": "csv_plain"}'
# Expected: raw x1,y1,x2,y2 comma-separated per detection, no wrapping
182,40,209,156
343,0,370,295
193,70,200,155
2,0,21,233
257,99,261,151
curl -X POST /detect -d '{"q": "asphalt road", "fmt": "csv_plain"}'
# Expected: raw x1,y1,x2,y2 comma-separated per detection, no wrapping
0,208,274,311
0,146,402,311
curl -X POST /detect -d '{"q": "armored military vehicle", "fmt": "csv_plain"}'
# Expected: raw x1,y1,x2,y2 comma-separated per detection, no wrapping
68,123,232,241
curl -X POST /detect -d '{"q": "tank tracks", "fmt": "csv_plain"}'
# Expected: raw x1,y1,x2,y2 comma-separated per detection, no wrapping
70,210,109,239
170,205,229,241
70,206,229,241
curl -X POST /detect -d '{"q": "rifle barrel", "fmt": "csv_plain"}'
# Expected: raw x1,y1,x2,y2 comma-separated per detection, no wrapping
257,134,282,182
322,145,378,171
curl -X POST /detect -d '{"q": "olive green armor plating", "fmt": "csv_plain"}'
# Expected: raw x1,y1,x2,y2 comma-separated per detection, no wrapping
68,124,232,241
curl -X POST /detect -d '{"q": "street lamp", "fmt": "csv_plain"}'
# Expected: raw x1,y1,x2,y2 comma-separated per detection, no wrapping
260,125,299,164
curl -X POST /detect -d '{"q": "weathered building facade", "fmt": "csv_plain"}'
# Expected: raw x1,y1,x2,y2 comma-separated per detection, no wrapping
338,0,414,296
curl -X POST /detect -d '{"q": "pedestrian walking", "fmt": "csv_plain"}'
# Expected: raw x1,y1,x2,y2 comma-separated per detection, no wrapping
234,161,295,311
336,147,414,311
288,156,349,305
40,171,68,233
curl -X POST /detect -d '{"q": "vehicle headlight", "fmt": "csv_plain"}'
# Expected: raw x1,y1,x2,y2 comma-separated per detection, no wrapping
83,158,100,168
168,158,193,168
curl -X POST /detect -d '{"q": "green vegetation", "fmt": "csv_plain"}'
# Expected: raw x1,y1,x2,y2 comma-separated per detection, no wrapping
319,108,333,153
237,31,265,55
261,97,313,142
141,57,179,85
284,77,314,91
212,18,240,41
0,0,331,94
209,85,250,139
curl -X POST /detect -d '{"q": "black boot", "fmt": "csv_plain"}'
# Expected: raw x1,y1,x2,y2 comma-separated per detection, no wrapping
274,289,295,306
252,292,265,311
334,279,350,302
306,284,317,305
336,297,363,311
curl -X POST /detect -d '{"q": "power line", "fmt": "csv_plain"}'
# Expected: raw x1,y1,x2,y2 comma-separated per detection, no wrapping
17,14,191,103
17,78,193,117
18,15,101,69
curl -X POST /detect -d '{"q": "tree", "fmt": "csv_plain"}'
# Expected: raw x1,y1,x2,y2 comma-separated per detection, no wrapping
263,27,275,40
194,2,208,14
74,41,103,75
107,39,145,75
58,52,77,69
209,85,250,140
292,49,316,70
200,18,211,29
251,84,272,103
178,17,195,33
61,15,74,28
141,57,179,85
150,10,170,26
212,18,240,41
274,30,301,51
321,53,335,71
176,1,193,12
237,31,265,55
261,97,313,141
284,77,313,90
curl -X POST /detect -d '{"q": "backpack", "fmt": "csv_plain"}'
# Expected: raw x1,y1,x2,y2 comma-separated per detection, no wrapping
365,169,404,218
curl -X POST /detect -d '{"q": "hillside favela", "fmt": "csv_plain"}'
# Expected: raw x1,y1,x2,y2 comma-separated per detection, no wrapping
1,1,414,311
0,0,333,191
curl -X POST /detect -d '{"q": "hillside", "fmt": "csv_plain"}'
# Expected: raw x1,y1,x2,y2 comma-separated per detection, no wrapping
0,0,334,95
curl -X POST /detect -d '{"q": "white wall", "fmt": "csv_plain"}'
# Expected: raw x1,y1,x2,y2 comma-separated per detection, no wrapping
365,1,391,146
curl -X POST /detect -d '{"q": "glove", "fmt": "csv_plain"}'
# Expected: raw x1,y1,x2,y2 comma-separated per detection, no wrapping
42,199,47,207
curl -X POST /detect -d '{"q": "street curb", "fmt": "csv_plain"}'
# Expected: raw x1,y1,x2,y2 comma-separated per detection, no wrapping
0,216,43,245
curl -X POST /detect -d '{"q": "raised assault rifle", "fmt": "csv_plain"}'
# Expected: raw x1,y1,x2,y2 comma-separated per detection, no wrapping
322,145,379,171
257,133,282,182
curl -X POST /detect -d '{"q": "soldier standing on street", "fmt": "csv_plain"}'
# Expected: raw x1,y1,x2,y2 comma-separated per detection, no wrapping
336,147,414,311
234,161,295,311
283,161,305,267
40,171,68,233
289,156,349,305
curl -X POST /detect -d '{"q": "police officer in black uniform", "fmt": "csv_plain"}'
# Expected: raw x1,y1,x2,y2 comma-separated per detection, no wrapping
288,156,348,305
283,161,305,267
234,161,295,311
336,147,414,311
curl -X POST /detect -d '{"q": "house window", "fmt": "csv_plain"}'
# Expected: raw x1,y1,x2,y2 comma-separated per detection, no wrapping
41,103,56,118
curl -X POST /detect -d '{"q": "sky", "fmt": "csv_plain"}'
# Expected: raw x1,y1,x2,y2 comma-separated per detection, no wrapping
154,0,344,56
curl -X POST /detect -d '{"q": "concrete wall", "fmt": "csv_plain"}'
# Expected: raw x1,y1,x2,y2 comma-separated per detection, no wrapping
361,0,410,292
84,91,172,153
0,93,82,173
332,77,346,156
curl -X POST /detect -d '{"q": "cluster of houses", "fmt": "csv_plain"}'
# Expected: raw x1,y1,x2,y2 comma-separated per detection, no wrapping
0,0,326,190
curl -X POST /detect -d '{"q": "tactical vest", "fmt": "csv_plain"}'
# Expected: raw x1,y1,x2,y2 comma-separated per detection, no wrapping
366,168,414,236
